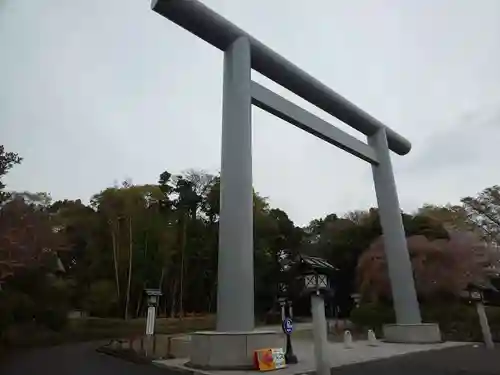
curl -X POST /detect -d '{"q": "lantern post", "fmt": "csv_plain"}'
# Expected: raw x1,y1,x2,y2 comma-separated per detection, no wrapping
295,255,337,375
466,283,495,350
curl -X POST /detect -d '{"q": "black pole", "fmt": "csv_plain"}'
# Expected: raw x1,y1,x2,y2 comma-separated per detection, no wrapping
284,333,297,364
283,301,297,364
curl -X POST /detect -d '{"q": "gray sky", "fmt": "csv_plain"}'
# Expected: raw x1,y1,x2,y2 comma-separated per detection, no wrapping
1,0,500,226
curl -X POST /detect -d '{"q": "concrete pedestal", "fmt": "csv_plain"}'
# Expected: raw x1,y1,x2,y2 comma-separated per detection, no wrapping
169,335,191,358
383,323,441,344
186,331,284,370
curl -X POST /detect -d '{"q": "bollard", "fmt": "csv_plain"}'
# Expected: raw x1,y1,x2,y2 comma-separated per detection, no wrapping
367,329,378,346
343,330,353,349
476,302,494,350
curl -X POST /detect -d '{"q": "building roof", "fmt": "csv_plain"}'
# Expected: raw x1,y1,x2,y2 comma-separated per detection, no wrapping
297,254,338,272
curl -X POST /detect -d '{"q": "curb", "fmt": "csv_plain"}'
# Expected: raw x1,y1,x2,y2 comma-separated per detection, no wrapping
96,345,152,365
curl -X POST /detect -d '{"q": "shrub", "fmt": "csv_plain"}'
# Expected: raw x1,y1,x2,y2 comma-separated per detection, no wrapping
0,291,36,327
349,302,395,336
420,303,479,341
350,302,500,341
84,280,118,317
35,308,68,332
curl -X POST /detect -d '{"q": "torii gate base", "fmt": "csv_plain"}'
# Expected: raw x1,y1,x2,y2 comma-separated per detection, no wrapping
187,331,283,370
152,0,440,369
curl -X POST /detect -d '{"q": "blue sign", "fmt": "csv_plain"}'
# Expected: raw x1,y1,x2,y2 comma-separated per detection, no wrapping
282,318,293,335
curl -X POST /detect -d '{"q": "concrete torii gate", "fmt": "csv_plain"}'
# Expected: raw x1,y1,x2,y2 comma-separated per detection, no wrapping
152,0,440,369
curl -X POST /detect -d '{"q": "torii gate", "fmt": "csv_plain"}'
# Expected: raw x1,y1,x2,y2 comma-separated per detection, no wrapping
152,0,440,369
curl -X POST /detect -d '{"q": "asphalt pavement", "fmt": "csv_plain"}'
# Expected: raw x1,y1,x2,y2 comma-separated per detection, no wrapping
331,344,500,375
0,341,499,375
0,342,166,375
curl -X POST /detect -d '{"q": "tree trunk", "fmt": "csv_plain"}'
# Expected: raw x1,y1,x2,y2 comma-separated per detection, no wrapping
162,289,168,317
210,281,217,313
170,277,178,318
207,295,212,314
158,266,167,317
110,219,120,300
158,267,165,290
179,213,187,319
124,216,133,320
207,285,214,313
135,286,143,318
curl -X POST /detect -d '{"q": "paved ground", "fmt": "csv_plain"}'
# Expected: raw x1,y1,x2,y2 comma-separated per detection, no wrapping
1,342,499,375
0,342,166,375
156,339,469,374
330,345,500,375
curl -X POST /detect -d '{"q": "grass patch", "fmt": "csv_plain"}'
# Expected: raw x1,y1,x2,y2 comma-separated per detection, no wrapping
73,315,216,337
350,303,500,342
1,315,216,350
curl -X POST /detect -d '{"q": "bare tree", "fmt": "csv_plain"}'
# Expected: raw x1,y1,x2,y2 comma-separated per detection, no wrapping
461,185,500,245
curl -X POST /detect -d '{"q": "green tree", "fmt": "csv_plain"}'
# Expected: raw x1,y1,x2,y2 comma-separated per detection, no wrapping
302,208,449,315
417,203,478,233
0,145,22,204
90,183,168,318
84,280,119,317
48,199,98,309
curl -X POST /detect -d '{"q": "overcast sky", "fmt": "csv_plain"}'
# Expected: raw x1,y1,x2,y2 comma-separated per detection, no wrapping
1,0,500,226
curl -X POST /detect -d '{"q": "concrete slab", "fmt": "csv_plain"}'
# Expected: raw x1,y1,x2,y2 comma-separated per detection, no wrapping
383,323,441,343
186,331,284,369
162,324,312,361
170,336,191,359
154,339,472,375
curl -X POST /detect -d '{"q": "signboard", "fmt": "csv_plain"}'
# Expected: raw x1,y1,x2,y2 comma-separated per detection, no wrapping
282,318,293,335
254,348,287,371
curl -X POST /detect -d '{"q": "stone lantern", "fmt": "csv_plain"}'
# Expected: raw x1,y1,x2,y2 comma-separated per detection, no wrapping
351,293,361,308
465,282,497,349
293,254,337,375
144,289,162,336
